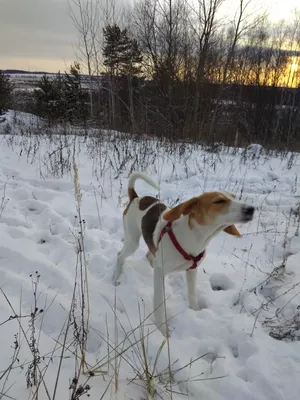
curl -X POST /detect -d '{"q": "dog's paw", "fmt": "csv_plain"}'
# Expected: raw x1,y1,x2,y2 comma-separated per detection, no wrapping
146,251,154,267
113,279,121,287
189,303,199,311
156,322,172,338
188,295,207,311
112,271,122,286
188,296,200,311
159,325,171,338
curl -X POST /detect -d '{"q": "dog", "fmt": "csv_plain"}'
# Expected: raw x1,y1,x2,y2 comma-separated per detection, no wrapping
114,172,255,336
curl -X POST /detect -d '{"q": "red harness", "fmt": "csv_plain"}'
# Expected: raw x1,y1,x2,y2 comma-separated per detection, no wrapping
157,221,206,270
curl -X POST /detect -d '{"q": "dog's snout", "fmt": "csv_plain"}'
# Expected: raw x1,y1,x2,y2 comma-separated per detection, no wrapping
243,205,255,218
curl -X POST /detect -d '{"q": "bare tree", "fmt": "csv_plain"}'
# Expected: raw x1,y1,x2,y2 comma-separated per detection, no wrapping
65,0,300,149
187,0,225,135
207,0,267,141
68,0,102,117
132,0,189,137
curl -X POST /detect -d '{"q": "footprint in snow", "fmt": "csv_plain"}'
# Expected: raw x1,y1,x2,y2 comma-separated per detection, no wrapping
209,273,235,291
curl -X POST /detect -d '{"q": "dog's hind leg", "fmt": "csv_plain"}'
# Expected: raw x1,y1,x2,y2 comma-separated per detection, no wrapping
146,250,155,267
113,225,141,284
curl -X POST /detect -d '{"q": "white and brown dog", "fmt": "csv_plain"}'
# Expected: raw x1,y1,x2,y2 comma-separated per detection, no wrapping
114,172,254,336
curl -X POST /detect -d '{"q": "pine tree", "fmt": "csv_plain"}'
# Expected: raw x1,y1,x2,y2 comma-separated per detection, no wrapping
35,63,89,126
121,38,143,76
103,24,126,75
102,24,143,132
62,62,89,124
35,74,63,125
102,24,143,77
0,70,12,117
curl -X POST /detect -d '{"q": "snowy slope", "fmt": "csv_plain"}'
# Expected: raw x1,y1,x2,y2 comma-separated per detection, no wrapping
1,114,300,399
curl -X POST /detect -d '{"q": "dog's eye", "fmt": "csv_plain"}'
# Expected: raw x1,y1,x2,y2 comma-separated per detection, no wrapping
214,199,226,204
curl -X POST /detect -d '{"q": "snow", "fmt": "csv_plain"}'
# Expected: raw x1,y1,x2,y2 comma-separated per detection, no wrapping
1,111,300,399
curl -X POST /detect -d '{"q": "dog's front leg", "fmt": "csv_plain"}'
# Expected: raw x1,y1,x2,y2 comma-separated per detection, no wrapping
153,265,169,337
186,269,199,310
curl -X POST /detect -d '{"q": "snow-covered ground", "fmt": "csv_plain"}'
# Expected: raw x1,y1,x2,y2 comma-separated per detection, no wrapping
1,112,300,400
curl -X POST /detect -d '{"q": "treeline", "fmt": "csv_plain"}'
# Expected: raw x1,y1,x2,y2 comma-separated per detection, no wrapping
0,70,12,119
7,0,300,149
34,63,89,126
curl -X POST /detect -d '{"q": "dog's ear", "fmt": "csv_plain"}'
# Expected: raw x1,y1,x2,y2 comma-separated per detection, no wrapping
163,198,199,222
223,225,241,237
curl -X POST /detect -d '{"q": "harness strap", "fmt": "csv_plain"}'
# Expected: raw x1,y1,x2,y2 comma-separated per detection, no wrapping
157,221,205,270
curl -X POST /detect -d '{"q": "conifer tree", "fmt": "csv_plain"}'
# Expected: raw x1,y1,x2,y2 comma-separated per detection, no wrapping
102,24,143,77
0,70,12,117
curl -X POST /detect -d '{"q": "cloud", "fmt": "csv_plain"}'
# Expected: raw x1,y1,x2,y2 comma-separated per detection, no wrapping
1,0,299,72
0,0,77,71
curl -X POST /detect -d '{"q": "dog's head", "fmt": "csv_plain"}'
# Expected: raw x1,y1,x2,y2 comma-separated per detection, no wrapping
163,191,254,237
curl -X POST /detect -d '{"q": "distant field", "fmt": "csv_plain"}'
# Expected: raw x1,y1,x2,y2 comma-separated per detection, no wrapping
5,72,99,91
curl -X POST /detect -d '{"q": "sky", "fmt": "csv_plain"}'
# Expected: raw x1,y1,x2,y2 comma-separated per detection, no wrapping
0,0,299,73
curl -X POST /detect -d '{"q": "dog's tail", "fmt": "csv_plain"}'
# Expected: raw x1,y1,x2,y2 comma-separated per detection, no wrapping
128,172,160,201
